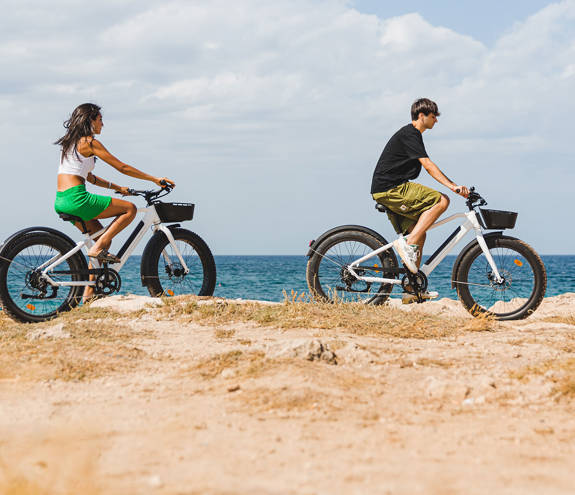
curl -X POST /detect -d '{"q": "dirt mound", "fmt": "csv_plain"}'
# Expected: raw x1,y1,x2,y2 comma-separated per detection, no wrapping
1,294,574,493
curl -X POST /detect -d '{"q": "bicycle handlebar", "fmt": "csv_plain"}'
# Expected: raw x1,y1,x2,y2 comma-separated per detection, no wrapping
116,180,174,205
460,186,487,210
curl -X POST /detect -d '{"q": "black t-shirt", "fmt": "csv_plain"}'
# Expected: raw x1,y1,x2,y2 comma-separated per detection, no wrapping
370,123,428,194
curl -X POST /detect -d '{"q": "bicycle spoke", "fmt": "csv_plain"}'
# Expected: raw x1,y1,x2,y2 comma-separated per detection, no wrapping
154,239,207,296
461,245,537,317
310,232,397,304
1,237,83,322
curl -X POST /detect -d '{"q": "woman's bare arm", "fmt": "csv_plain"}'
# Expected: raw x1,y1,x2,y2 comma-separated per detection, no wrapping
86,173,131,195
79,138,175,187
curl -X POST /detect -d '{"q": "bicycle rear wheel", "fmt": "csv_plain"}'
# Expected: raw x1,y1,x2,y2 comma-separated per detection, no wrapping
306,230,398,304
455,236,546,320
0,232,86,323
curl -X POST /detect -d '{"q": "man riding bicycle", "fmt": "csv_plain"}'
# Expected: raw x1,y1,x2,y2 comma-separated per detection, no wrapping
371,98,469,303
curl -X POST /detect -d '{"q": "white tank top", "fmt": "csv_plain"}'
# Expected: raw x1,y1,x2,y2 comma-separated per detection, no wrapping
58,148,95,179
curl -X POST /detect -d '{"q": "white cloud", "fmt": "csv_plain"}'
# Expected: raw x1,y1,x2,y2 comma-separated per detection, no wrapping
0,0,573,253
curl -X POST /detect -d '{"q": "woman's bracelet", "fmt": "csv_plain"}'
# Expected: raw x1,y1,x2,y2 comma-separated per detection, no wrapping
108,181,112,189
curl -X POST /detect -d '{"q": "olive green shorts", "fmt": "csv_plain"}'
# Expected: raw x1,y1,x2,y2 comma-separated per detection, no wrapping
54,184,112,222
372,182,442,235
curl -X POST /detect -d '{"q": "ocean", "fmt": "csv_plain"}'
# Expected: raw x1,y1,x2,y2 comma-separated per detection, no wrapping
119,254,575,302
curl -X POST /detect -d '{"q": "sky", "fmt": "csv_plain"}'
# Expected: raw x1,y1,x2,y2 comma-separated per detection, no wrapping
0,0,573,255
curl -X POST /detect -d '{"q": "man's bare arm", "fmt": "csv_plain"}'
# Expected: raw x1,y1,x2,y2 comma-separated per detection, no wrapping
419,157,469,197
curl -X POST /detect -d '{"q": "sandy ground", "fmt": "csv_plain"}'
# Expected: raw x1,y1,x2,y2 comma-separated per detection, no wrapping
1,294,575,494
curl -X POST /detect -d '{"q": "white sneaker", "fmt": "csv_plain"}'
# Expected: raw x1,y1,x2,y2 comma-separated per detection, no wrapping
393,237,418,274
402,291,439,305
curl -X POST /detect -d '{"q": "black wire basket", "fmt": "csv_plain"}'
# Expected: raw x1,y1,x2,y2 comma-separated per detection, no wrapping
155,202,195,222
479,208,517,229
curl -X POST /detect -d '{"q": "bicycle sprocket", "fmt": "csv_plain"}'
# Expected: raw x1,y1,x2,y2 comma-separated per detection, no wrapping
401,271,428,294
95,269,121,295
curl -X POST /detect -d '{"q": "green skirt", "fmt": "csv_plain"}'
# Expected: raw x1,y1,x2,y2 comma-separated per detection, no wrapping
54,184,112,221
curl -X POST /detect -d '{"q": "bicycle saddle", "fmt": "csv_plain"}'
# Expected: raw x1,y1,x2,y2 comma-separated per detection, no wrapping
58,213,88,233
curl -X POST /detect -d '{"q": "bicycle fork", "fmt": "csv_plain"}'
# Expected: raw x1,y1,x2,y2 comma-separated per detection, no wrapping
156,225,190,274
475,231,503,284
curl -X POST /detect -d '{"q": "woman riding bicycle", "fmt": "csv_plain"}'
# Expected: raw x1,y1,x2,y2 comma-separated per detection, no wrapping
54,103,175,301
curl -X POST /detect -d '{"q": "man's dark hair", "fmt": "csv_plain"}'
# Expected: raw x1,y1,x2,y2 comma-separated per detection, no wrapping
411,98,440,120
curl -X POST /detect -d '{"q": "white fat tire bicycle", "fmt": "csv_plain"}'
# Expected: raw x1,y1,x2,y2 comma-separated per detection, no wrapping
306,187,546,321
0,185,216,323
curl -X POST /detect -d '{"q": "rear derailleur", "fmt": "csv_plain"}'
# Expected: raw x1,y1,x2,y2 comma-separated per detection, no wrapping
336,266,372,293
22,269,58,300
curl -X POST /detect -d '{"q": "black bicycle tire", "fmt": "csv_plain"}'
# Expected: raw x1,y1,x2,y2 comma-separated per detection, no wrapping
141,228,216,297
306,229,398,305
0,232,86,323
455,237,546,320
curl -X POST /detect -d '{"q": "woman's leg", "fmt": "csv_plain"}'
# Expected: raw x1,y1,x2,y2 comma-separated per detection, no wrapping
87,198,137,257
72,219,105,302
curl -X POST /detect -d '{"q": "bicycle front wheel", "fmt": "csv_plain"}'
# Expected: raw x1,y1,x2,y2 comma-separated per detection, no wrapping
455,236,546,320
306,230,398,304
141,228,216,297
0,232,86,323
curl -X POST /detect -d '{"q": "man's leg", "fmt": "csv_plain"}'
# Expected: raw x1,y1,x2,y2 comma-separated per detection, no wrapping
406,194,449,251
407,230,426,269
377,183,447,274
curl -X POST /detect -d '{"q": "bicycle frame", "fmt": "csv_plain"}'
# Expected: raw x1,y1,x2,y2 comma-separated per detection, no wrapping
37,205,190,288
347,209,503,285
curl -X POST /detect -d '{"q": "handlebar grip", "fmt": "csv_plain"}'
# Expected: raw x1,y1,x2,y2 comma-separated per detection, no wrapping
115,189,136,196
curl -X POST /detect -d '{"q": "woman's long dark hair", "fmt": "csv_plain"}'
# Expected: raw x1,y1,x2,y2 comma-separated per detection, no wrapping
55,103,101,161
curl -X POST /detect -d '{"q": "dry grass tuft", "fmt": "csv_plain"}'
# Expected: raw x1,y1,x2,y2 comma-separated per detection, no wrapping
510,358,575,400
237,364,376,415
412,357,455,368
509,361,553,382
543,315,575,326
550,359,575,399
188,349,268,379
214,328,236,339
553,378,575,399
462,312,497,332
0,307,148,382
240,386,335,413
158,296,482,339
